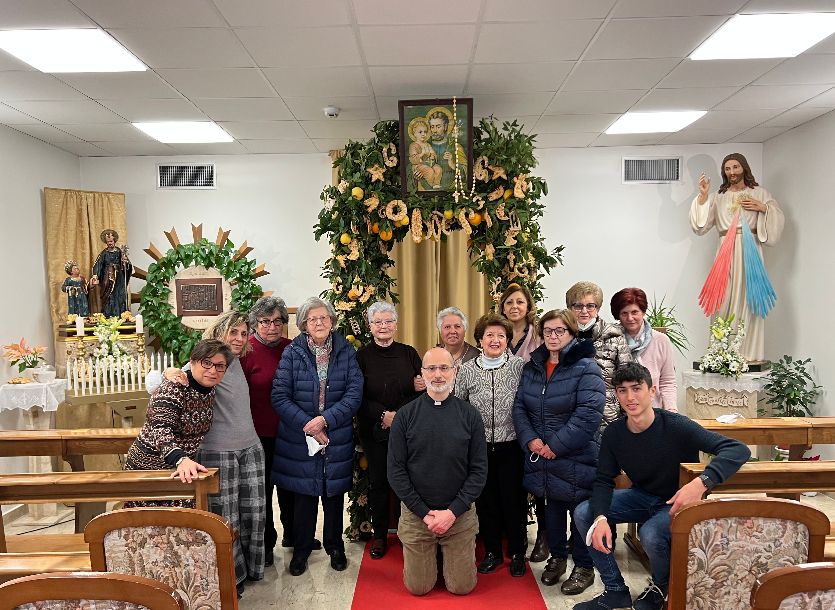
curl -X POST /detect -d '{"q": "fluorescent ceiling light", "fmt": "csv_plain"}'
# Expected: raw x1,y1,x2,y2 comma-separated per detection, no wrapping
691,13,835,60
133,122,234,143
605,111,706,134
0,29,145,73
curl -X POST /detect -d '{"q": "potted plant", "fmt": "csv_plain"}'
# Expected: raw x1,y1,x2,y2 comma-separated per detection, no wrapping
762,355,823,417
646,295,690,355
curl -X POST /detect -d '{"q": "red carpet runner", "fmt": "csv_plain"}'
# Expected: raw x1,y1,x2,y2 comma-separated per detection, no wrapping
351,537,547,609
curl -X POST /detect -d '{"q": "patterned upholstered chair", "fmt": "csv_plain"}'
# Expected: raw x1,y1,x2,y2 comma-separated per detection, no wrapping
0,571,185,610
667,498,829,610
84,508,237,610
751,562,835,610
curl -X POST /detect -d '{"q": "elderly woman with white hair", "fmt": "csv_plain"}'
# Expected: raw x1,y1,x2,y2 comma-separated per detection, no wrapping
356,301,424,559
437,306,479,367
271,296,363,576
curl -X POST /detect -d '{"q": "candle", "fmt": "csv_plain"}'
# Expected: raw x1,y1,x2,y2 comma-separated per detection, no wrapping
75,316,85,337
135,313,143,335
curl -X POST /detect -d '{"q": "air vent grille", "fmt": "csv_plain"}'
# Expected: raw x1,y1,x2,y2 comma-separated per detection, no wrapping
157,163,216,189
623,157,681,183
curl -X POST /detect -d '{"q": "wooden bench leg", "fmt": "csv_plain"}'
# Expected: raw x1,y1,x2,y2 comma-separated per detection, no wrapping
623,523,651,571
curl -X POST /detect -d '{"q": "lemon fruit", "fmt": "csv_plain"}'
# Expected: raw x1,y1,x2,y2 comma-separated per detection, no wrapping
339,233,351,245
351,187,364,200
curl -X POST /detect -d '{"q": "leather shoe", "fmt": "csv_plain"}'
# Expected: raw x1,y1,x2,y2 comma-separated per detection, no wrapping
509,553,526,577
560,566,595,595
529,530,549,563
281,537,322,550
264,548,274,567
329,549,348,571
477,552,503,574
540,556,567,586
370,538,387,559
236,582,244,599
288,556,307,576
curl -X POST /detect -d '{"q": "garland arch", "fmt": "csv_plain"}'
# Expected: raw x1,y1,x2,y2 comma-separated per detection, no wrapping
315,117,564,540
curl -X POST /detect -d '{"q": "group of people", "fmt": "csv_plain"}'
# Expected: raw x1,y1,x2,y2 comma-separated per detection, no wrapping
123,281,750,610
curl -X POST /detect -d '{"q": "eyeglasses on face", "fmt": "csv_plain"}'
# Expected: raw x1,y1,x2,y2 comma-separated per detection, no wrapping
306,315,331,326
571,303,598,311
370,319,396,326
199,358,227,372
421,364,455,373
257,318,284,327
542,327,569,338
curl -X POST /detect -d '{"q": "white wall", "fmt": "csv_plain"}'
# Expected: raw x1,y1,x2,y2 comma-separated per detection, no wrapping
764,111,835,441
0,125,80,478
79,154,333,309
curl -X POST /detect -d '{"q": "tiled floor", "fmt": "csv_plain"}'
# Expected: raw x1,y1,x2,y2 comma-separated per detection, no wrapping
6,492,833,609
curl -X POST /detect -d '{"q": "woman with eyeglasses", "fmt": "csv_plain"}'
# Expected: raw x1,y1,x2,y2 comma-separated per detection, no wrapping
455,313,527,577
239,296,300,568
162,310,268,594
513,309,604,594
124,339,233,507
565,282,632,429
356,301,424,559
271,296,363,577
610,287,678,412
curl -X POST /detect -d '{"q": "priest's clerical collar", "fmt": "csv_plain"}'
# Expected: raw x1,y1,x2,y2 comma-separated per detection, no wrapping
426,393,450,406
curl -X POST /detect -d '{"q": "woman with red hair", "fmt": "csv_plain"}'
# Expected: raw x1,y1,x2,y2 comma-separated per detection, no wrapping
610,288,677,412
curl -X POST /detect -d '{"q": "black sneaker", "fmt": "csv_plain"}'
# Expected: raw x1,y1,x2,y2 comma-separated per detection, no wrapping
633,580,666,610
572,588,633,610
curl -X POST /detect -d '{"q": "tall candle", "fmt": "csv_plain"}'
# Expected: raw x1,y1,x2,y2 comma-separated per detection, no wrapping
75,316,85,337
135,313,144,335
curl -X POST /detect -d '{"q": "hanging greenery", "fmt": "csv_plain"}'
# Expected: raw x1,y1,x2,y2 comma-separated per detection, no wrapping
139,238,264,365
316,116,564,540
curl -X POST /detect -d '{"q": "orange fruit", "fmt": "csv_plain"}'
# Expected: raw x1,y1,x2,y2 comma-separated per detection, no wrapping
339,233,351,245
371,222,380,234
379,229,393,241
443,209,454,220
504,189,513,200
347,288,360,301
351,186,364,200
468,213,482,226
399,215,410,226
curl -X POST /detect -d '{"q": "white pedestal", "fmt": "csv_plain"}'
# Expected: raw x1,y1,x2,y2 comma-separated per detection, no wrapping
683,370,767,419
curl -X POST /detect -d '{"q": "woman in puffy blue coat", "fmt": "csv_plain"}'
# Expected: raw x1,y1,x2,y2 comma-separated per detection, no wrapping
513,308,604,594
271,296,363,577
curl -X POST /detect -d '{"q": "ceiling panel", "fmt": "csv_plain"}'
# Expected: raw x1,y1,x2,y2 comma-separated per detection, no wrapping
312,138,351,153
98,98,207,122
0,72,85,101
545,90,646,114
475,21,601,63
483,0,618,21
263,67,370,97
585,16,726,60
592,133,668,146
689,109,782,130
360,25,476,65
54,123,152,141
73,0,226,28
716,84,831,110
0,0,94,28
55,72,181,100
0,51,36,71
0,103,43,124
370,65,468,97
300,119,379,139
53,141,111,156
808,34,835,54
91,140,178,155
612,0,746,18
533,132,600,148
218,121,308,140
472,93,555,117
759,106,833,128
282,96,378,121
754,54,835,85
6,123,83,143
157,69,276,98
562,58,680,91
355,0,482,24
108,29,253,69
659,128,740,144
236,27,362,67
213,0,350,27
239,139,318,153
167,142,249,155
799,87,835,108
535,114,620,133
742,0,835,13
632,87,739,111
729,126,791,142
6,100,125,124
658,58,783,88
466,62,572,94
195,98,293,121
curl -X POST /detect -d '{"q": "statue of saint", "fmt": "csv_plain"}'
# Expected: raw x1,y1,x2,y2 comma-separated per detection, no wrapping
61,259,89,316
90,229,133,317
690,153,784,362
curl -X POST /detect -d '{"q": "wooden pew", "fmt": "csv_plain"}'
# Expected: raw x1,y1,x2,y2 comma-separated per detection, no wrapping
0,468,218,582
680,461,835,494
0,428,139,532
695,417,812,460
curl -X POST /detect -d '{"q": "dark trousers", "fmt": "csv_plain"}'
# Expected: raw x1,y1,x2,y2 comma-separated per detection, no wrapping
293,487,345,560
359,427,392,540
475,441,528,557
258,435,295,550
546,498,593,568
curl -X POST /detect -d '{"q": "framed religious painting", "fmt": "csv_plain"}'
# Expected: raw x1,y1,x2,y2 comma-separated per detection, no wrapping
398,98,473,197
175,277,223,317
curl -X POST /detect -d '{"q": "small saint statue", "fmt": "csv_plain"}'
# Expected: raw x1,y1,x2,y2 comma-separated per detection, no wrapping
61,259,90,316
90,229,133,317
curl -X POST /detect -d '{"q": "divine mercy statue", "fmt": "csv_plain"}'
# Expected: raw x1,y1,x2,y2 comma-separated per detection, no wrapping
90,229,133,317
690,152,784,362
61,259,89,316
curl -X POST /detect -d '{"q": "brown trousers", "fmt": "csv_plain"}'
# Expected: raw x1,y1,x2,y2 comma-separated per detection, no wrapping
397,502,478,596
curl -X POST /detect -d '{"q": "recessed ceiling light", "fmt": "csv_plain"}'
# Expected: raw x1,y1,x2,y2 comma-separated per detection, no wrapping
691,13,835,60
605,111,707,134
0,29,145,73
133,122,234,143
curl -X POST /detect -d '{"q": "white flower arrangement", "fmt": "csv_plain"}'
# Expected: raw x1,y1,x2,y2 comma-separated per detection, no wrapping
699,315,749,379
92,315,127,359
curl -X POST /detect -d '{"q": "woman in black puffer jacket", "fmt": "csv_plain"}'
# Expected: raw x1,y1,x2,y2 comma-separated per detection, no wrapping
513,309,604,594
